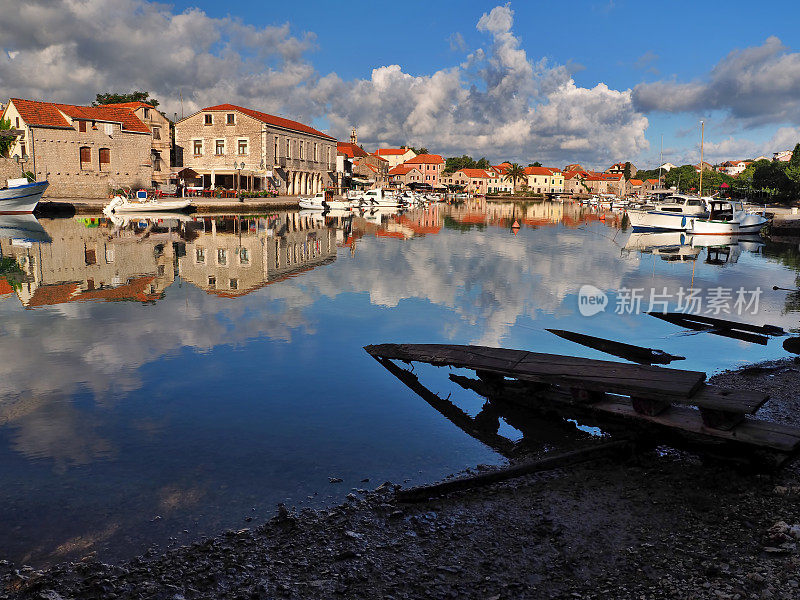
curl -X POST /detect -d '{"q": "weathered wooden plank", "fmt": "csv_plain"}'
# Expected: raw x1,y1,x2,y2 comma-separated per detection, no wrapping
365,344,706,400
546,328,685,365
686,386,769,414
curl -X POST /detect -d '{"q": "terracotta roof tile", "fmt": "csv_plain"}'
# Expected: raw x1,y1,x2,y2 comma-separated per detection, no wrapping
26,283,79,307
9,98,151,133
459,168,492,178
337,142,368,158
376,148,412,156
201,104,334,140
0,277,14,297
524,166,554,176
405,154,444,165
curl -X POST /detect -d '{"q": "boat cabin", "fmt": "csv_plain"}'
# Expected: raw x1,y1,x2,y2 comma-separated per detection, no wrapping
655,196,707,214
707,200,743,222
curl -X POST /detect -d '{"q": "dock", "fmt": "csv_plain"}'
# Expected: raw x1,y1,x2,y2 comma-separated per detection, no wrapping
365,343,800,469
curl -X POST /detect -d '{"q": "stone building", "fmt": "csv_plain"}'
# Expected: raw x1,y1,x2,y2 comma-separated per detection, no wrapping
388,164,424,187
402,154,444,187
2,98,153,198
174,104,337,195
102,102,173,188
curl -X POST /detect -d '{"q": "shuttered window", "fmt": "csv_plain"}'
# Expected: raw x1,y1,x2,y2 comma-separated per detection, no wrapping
99,148,110,165
79,121,87,132
80,146,91,168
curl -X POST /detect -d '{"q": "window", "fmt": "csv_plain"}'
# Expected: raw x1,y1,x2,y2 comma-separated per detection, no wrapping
274,136,279,159
204,114,213,125
215,139,225,155
217,248,227,265
196,248,205,264
237,139,248,155
105,123,114,135
299,140,303,160
286,138,290,158
85,248,96,265
193,140,203,156
313,142,318,161
99,148,110,170
20,142,26,157
153,126,161,140
239,248,250,264
230,279,238,290
151,150,161,171
226,113,235,125
208,276,216,288
15,117,19,128
79,121,87,133
143,108,150,119
80,146,91,169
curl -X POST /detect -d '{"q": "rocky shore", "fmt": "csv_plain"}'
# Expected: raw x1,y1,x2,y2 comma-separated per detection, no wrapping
3,360,800,600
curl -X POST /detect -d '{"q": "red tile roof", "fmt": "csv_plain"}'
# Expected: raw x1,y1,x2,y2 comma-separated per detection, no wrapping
337,142,368,159
376,148,412,156
26,283,79,308
405,154,444,165
75,276,159,303
388,164,416,175
201,104,334,140
628,179,643,185
459,168,492,178
646,178,659,184
9,98,151,133
524,166,554,176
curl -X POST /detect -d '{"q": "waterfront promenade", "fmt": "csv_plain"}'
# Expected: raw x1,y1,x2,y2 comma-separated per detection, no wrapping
39,195,301,215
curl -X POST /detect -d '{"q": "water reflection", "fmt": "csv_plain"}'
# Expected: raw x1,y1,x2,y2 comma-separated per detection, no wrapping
1,201,799,566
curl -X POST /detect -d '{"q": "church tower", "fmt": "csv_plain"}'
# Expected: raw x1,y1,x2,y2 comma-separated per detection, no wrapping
350,127,358,145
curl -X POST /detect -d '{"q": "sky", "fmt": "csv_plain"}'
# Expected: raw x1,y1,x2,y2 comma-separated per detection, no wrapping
2,0,800,169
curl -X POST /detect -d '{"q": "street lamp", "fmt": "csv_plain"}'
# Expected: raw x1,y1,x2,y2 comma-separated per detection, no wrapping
14,154,30,178
234,161,245,202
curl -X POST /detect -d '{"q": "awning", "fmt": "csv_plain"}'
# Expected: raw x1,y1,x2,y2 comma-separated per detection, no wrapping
351,177,373,184
174,167,199,178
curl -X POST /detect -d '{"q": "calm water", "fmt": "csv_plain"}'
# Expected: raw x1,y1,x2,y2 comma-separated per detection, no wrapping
1,200,799,565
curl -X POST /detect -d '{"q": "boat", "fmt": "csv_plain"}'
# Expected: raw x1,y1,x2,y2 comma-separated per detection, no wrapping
688,200,769,235
104,190,192,214
0,178,49,214
626,194,708,231
356,188,402,208
298,191,354,211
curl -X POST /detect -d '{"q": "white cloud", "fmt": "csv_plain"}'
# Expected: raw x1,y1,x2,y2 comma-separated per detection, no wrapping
633,37,800,128
0,1,649,165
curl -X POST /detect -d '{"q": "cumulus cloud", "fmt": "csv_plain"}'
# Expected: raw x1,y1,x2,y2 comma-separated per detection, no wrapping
633,37,800,127
0,1,648,166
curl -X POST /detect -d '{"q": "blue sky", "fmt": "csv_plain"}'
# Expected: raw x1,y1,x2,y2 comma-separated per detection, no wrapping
2,1,800,168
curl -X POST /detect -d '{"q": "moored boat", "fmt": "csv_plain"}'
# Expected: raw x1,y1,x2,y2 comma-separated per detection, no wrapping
688,200,769,235
0,178,49,214
626,194,708,231
104,190,192,214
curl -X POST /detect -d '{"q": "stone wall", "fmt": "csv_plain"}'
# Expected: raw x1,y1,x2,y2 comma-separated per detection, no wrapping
31,126,153,198
0,157,22,183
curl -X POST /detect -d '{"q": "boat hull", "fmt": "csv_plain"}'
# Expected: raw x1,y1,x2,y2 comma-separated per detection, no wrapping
627,209,699,231
106,197,193,213
0,181,49,214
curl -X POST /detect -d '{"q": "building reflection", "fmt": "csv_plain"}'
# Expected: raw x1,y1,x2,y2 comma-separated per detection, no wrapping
179,213,336,297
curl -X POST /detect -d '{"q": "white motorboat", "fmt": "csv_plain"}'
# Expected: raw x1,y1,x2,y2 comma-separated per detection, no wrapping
298,191,353,210
104,190,192,214
0,178,49,213
626,194,708,231
622,231,699,261
356,188,402,208
688,200,769,235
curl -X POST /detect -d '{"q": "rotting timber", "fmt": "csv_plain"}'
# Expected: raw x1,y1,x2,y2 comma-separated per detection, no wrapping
365,343,800,470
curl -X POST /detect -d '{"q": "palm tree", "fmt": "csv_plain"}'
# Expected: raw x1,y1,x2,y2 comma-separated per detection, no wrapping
504,163,526,193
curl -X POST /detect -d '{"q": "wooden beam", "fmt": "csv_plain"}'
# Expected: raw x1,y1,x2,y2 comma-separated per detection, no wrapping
396,441,631,502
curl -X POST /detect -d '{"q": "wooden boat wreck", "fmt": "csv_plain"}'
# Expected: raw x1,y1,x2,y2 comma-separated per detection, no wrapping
365,343,800,470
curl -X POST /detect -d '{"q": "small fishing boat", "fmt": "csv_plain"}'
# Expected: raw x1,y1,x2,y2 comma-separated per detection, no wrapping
0,178,49,214
626,195,708,231
688,200,769,235
104,190,192,214
298,191,354,210
0,213,51,243
356,188,402,208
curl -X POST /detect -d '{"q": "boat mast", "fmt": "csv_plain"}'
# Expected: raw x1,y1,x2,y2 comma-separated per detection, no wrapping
658,134,663,188
699,120,704,197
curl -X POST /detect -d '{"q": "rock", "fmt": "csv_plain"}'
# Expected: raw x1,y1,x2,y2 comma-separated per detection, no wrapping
329,477,343,484
344,531,363,540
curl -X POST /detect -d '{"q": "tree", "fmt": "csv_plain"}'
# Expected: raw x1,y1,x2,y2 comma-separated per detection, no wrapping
476,157,490,169
0,117,13,157
623,161,632,181
94,91,159,107
504,163,526,192
528,161,542,167
404,145,428,156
